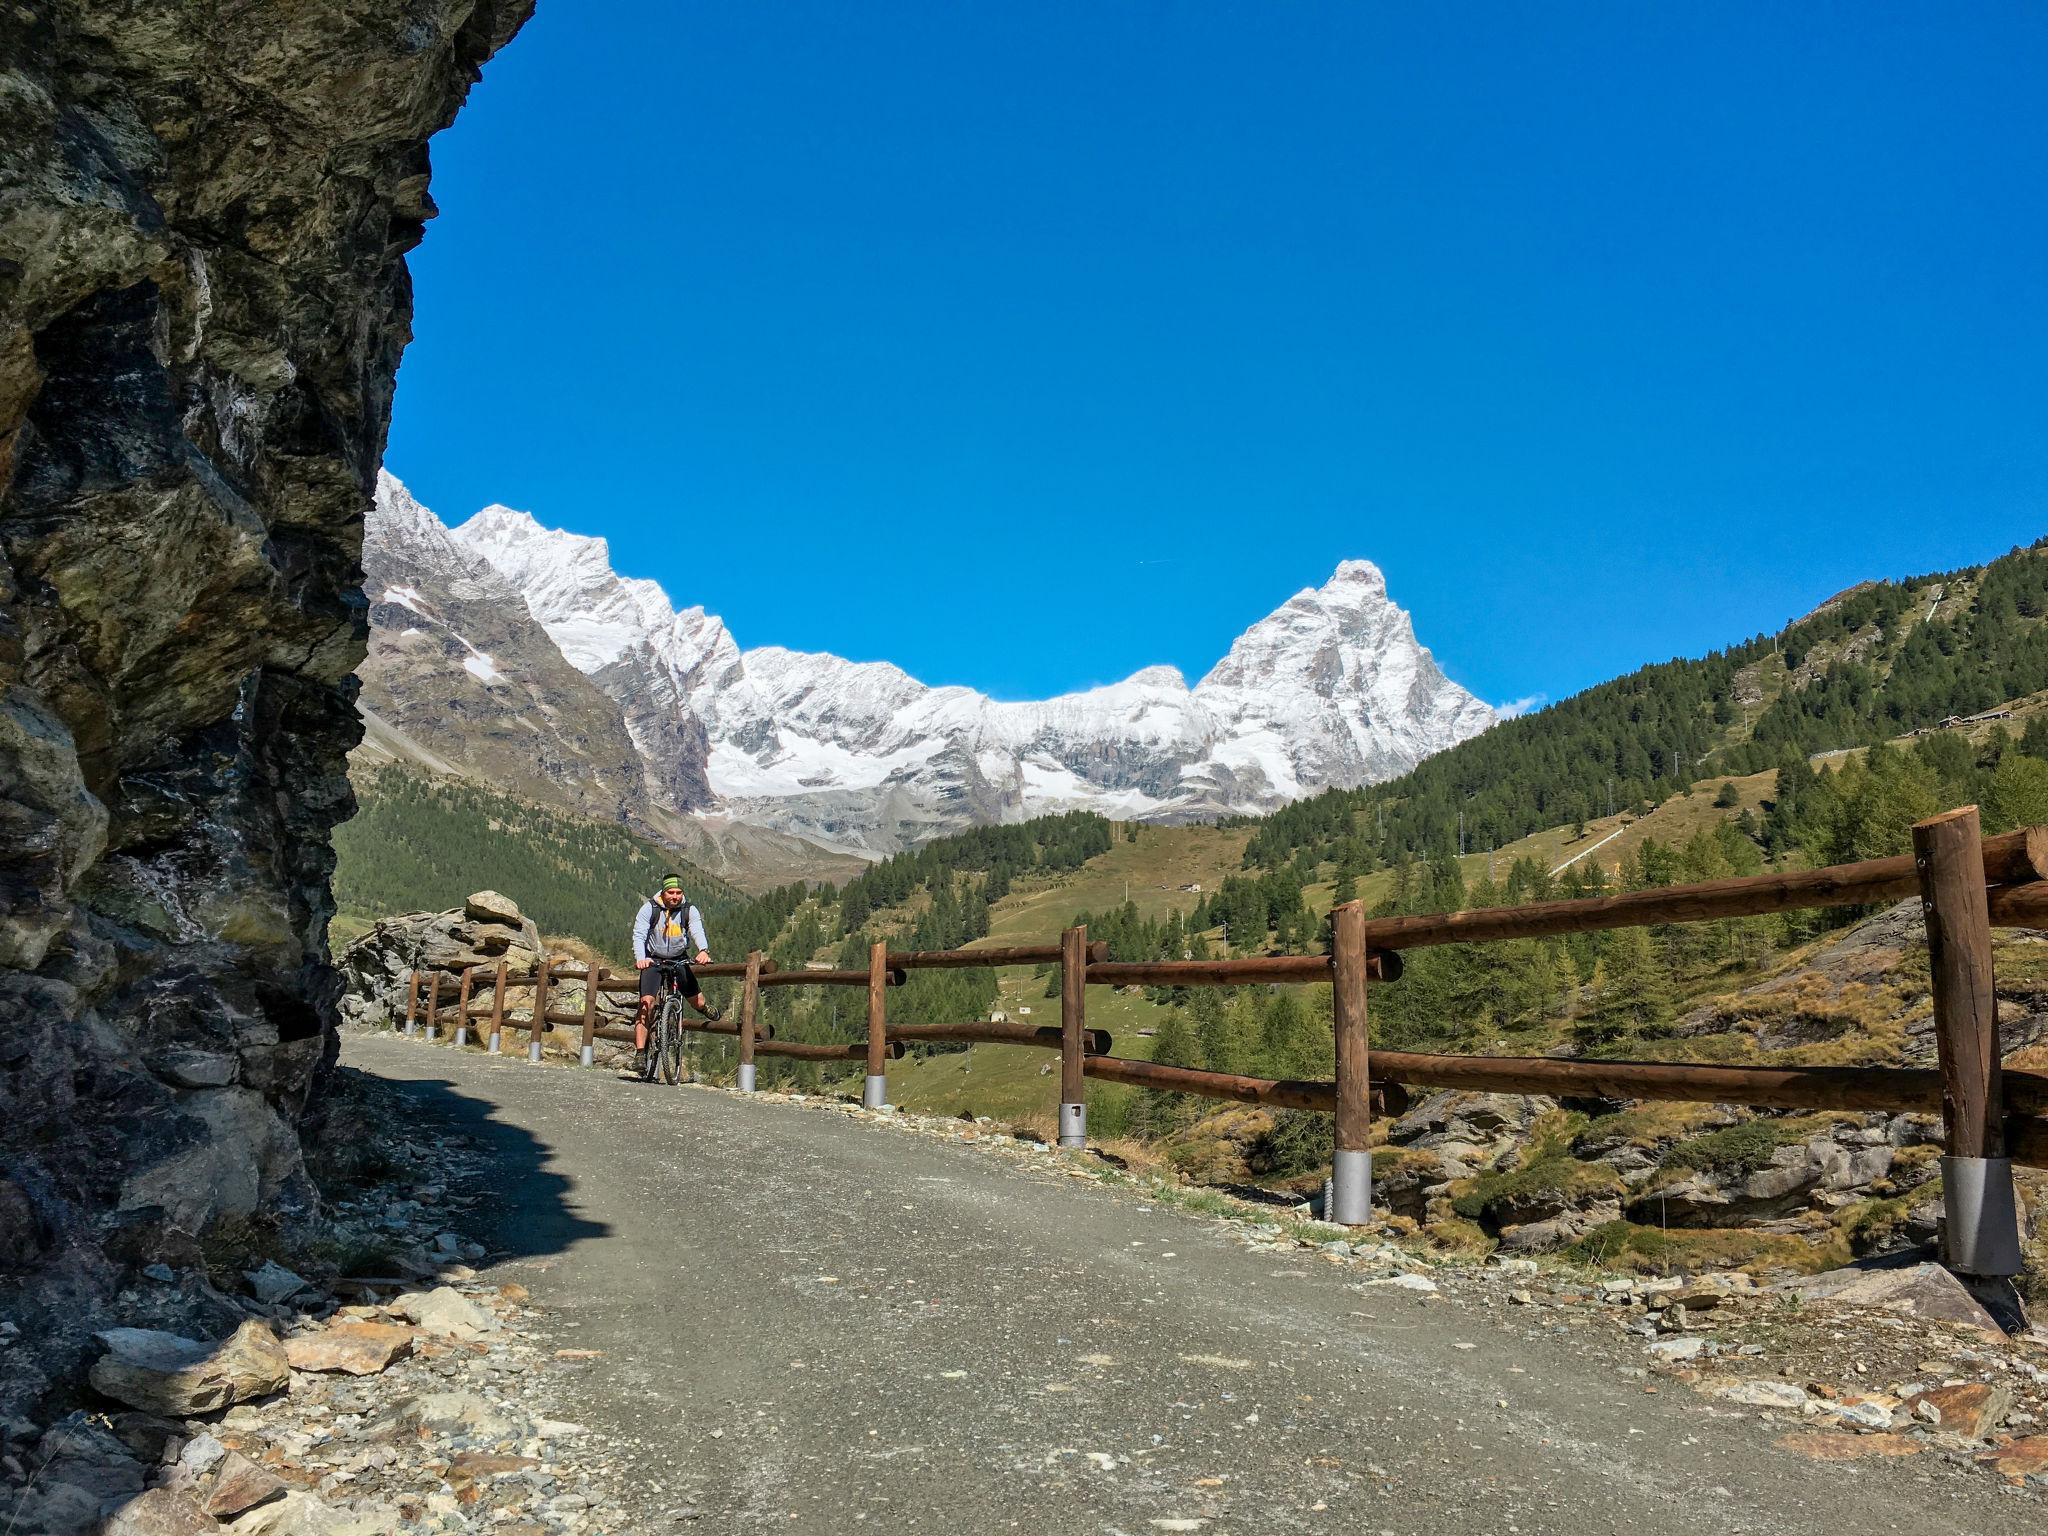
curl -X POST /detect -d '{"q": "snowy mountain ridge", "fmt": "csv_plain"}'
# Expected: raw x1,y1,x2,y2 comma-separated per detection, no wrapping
367,472,1498,854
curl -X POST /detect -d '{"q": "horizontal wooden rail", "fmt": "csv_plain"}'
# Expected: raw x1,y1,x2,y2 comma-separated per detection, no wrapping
1084,1054,1334,1110
758,966,907,989
1357,827,2047,952
1988,883,2048,928
886,941,1109,970
1369,1050,2048,1116
756,1037,905,1062
1086,952,1402,986
886,1021,1112,1054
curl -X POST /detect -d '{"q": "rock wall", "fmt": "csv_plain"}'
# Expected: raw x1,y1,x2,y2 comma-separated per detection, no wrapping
0,0,531,1326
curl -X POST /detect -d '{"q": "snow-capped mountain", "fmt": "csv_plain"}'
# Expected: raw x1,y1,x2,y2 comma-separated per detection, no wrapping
362,473,1498,854
360,473,1499,856
357,474,657,821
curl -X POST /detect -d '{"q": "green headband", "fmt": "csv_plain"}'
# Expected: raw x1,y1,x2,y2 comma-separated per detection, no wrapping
660,877,683,892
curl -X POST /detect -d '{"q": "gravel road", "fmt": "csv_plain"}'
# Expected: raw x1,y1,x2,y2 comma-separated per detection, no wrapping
349,1034,2021,1534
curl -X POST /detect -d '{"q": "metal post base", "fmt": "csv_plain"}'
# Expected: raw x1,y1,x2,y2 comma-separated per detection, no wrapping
404,1021,417,1037
487,1032,501,1055
1942,1156,2023,1277
424,1025,437,1042
863,1074,886,1109
453,1027,467,1047
738,1064,757,1093
579,1044,594,1068
1058,1102,1086,1148
528,1039,543,1063
1329,1148,1372,1226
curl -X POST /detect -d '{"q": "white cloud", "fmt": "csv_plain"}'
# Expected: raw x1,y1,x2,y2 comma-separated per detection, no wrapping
1495,694,1545,720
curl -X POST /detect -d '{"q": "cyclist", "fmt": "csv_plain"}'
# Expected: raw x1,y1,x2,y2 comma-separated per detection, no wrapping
631,874,720,1078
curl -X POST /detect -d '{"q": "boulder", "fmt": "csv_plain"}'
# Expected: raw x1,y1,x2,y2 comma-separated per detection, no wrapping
116,1088,307,1234
30,1413,148,1517
402,1389,525,1442
244,1261,309,1305
1979,1436,2048,1483
463,890,526,927
103,1489,222,1535
203,1451,288,1518
222,1490,383,1536
1905,1381,2011,1440
285,1321,415,1376
395,1286,497,1341
1389,1090,1551,1148
90,1322,289,1415
1781,1261,2005,1335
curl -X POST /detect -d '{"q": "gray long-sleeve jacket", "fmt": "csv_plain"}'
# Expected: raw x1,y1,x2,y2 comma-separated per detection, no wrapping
632,898,708,964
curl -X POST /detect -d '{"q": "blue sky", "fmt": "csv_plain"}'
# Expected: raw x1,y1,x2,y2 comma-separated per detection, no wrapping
387,2,2045,709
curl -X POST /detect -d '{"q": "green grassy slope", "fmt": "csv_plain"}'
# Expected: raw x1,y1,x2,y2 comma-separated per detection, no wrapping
333,767,746,959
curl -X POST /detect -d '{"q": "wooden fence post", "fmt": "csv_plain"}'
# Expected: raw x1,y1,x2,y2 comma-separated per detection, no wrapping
1914,806,2020,1276
738,951,763,1092
530,957,551,1063
488,960,507,1054
423,970,443,1042
1329,900,1373,1226
402,970,422,1036
452,966,473,1047
580,966,604,1067
1059,925,1088,1148
864,939,889,1109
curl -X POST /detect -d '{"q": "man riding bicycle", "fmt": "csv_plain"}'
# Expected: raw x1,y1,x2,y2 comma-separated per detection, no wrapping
631,874,721,1079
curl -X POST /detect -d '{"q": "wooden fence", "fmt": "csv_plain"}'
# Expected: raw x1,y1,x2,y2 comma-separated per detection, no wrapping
403,806,2046,1278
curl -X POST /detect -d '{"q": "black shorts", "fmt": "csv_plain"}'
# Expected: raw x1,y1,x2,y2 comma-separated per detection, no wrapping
639,962,697,1000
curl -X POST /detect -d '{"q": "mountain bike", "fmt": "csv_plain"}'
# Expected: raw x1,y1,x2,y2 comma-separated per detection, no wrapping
649,961,691,1086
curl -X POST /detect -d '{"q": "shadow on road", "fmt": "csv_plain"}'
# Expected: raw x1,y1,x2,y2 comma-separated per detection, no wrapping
367,1065,612,1261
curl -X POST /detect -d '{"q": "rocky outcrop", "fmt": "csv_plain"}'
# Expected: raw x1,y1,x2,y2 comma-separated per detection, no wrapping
335,891,541,1029
0,0,530,1393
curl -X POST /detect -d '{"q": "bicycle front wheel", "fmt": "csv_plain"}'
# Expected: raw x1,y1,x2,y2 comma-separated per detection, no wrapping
658,996,686,1086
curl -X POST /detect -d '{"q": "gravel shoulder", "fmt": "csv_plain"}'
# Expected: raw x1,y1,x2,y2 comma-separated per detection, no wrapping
349,1031,2036,1535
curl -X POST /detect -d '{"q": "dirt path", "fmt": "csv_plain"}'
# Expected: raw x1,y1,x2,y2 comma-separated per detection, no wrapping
346,1033,2017,1534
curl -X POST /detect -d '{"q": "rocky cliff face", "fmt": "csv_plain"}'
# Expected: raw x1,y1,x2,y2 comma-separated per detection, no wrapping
0,0,529,1360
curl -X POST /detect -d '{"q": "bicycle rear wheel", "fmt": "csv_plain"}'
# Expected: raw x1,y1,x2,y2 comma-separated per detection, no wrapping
657,995,686,1085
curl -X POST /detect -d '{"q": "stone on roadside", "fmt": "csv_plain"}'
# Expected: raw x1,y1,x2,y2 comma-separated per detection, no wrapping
169,1432,228,1489
1906,1381,2011,1441
394,1286,497,1340
91,1322,289,1415
1646,1336,1706,1362
204,1451,288,1518
1776,1430,1923,1462
1978,1436,2048,1483
285,1321,415,1376
1825,1396,1897,1432
402,1389,523,1442
1712,1379,1809,1411
1359,1273,1438,1293
221,1489,374,1535
243,1261,308,1305
1781,1262,2004,1335
103,1487,222,1534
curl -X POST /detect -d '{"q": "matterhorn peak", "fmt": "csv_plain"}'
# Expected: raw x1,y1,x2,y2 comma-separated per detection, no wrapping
1318,559,1390,601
